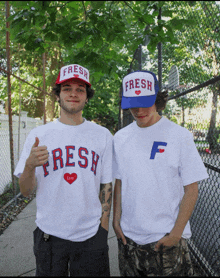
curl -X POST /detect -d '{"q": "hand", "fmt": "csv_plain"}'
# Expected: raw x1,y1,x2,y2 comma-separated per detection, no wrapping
113,221,127,245
154,233,181,252
25,137,49,170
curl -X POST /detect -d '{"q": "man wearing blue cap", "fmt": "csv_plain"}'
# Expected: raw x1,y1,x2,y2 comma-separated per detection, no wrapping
113,70,209,276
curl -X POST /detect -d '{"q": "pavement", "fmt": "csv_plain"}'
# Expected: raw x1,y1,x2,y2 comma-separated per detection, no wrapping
0,198,120,276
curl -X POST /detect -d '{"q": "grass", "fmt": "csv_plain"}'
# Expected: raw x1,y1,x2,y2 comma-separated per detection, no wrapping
0,182,20,209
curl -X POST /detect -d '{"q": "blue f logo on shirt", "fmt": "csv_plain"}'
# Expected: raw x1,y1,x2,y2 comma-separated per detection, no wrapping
150,141,167,159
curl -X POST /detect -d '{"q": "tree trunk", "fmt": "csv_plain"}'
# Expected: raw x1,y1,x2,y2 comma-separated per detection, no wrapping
207,89,218,152
34,92,44,118
46,91,56,121
46,50,63,121
123,109,134,128
181,105,185,127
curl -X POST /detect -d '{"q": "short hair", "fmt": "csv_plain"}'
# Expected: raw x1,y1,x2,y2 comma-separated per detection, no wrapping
155,89,168,112
52,83,95,101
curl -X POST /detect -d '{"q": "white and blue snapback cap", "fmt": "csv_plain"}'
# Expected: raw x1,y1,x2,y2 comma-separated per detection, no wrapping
121,70,159,109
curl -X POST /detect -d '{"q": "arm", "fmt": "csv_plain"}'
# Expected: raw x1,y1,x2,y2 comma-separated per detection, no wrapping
155,181,198,251
112,179,127,245
99,182,112,231
19,137,49,197
19,164,37,197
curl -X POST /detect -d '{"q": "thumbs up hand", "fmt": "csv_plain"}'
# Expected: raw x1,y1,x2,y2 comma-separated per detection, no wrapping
25,137,49,171
32,136,39,148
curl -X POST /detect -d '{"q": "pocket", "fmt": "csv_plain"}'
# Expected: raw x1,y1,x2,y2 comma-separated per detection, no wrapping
161,244,179,268
117,238,125,246
99,225,108,243
34,248,52,275
163,245,177,252
99,225,108,234
94,224,108,249
33,227,52,275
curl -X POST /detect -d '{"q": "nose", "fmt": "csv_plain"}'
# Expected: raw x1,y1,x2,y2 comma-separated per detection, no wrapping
133,108,143,114
69,88,78,97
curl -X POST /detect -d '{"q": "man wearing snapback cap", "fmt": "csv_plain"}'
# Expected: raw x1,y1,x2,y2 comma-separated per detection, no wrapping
14,64,113,276
113,70,208,276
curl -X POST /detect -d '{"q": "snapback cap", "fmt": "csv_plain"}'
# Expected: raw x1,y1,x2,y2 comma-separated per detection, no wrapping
121,70,159,109
55,64,91,87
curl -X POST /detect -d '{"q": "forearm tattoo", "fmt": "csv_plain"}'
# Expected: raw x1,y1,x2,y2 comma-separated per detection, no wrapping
107,187,112,205
100,184,106,204
100,183,112,215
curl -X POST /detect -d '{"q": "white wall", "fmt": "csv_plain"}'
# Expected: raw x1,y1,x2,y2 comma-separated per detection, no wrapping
0,112,43,194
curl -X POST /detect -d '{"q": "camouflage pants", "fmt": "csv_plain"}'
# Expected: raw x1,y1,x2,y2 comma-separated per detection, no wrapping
118,236,195,276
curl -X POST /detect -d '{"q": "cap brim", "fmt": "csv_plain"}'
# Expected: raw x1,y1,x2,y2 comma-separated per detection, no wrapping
121,95,157,109
56,77,91,87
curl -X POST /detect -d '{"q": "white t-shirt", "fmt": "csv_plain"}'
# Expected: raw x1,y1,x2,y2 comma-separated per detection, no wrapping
14,119,113,242
113,117,208,245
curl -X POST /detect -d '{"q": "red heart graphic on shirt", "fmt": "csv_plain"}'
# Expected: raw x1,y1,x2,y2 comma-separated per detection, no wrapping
159,149,165,153
135,90,141,95
64,173,77,184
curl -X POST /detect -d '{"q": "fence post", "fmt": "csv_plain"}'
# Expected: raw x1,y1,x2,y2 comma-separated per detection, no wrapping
43,53,46,124
20,111,28,128
18,44,22,161
138,44,142,71
158,7,162,116
6,1,17,202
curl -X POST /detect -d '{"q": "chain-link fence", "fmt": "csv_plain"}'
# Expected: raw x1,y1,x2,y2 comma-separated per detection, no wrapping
166,86,220,276
118,1,220,275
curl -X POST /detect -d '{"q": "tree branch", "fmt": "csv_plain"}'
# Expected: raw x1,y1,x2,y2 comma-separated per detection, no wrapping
0,66,53,97
123,1,138,14
81,1,87,21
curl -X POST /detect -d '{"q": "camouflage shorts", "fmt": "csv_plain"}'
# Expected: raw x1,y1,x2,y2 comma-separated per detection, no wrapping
118,235,195,276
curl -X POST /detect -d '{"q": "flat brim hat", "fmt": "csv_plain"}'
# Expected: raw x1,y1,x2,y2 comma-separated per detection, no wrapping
55,64,91,87
121,70,159,109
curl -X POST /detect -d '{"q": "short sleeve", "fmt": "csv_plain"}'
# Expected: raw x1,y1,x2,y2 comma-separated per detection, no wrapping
14,130,36,178
113,138,122,180
179,131,209,186
100,131,113,184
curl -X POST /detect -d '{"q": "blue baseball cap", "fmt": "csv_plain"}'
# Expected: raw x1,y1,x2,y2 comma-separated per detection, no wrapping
121,70,159,109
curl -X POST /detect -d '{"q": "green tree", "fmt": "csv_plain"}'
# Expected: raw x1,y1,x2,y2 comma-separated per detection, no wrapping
1,1,211,133
141,1,219,149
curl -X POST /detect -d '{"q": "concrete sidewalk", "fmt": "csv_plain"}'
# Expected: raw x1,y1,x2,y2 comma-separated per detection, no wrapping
0,198,120,276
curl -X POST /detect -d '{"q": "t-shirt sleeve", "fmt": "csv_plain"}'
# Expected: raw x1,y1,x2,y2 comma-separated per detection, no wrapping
180,130,209,186
113,138,122,180
100,131,113,184
13,130,36,178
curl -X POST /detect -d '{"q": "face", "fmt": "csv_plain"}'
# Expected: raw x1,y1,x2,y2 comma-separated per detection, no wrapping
58,80,87,115
129,104,160,128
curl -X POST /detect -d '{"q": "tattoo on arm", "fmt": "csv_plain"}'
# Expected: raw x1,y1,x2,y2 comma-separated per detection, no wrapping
99,183,112,228
101,191,105,204
100,183,112,206
103,205,109,212
107,192,112,205
100,183,106,191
